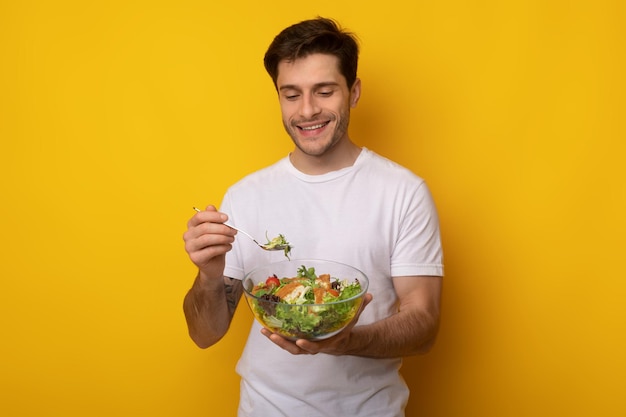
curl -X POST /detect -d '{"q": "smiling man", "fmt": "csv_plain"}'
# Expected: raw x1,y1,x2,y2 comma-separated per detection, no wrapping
276,53,361,173
183,17,444,417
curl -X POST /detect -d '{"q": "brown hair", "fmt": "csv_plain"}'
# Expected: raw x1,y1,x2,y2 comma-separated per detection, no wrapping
263,17,359,89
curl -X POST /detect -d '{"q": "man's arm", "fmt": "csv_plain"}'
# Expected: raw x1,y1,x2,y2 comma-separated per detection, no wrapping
261,275,442,357
182,205,240,348
183,274,243,348
345,275,442,357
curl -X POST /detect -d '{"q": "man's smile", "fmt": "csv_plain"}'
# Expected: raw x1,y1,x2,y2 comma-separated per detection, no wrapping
298,121,330,131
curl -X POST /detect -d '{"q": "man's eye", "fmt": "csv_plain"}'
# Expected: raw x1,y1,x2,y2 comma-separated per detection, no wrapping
284,94,300,100
318,91,333,96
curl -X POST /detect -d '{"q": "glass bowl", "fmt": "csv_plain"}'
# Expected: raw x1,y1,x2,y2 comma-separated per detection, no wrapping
242,259,369,340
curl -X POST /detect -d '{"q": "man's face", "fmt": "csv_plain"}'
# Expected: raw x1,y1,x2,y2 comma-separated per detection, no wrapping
276,53,360,158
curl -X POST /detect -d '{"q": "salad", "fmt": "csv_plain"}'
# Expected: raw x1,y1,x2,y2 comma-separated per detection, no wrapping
248,265,364,339
263,233,292,259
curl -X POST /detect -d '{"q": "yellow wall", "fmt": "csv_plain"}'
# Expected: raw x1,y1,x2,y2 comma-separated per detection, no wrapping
1,1,624,416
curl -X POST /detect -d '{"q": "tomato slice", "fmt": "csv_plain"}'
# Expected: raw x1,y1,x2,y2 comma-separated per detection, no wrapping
327,288,340,297
265,275,280,287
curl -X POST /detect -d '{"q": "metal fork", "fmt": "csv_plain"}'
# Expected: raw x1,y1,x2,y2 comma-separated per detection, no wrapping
193,207,290,252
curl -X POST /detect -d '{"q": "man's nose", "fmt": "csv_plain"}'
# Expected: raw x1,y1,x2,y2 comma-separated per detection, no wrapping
299,94,321,119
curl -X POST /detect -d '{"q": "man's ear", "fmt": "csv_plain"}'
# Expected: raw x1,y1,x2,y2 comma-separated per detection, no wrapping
350,78,362,108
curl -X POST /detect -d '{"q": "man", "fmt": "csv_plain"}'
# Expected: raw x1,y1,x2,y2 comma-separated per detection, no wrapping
183,17,443,417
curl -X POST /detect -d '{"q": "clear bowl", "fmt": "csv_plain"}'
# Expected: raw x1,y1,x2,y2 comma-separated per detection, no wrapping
242,259,369,340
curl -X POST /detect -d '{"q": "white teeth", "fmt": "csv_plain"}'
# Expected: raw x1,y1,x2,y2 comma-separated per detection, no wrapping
301,123,327,131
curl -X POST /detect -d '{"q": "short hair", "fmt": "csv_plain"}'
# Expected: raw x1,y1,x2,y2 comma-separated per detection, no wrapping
263,17,359,89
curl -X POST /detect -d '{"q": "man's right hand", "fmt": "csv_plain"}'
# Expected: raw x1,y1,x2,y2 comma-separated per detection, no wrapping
183,205,237,280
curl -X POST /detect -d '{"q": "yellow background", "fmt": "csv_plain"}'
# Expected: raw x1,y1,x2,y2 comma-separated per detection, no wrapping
1,1,624,416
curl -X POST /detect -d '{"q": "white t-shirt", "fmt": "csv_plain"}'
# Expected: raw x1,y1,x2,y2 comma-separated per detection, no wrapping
221,148,443,417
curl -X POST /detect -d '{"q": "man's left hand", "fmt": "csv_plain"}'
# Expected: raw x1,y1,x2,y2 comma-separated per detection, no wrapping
260,293,373,355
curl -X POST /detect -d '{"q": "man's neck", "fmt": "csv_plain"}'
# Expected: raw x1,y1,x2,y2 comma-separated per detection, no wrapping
290,140,362,175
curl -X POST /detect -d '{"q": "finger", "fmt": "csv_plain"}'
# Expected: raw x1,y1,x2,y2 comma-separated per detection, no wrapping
342,292,373,329
185,230,235,253
188,245,231,267
192,205,217,212
294,293,374,354
260,328,312,355
184,210,236,251
188,206,228,227
359,293,373,312
294,339,321,354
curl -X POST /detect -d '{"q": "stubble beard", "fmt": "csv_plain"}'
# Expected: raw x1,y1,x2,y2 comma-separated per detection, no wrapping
284,109,351,157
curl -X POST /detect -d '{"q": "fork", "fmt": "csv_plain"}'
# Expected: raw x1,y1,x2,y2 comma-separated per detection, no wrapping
193,207,290,252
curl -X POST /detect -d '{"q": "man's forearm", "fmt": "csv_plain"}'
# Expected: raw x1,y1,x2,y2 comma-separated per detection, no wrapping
183,274,241,348
343,307,440,358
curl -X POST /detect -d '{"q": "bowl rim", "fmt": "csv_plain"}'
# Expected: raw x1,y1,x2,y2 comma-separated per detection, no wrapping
242,258,369,306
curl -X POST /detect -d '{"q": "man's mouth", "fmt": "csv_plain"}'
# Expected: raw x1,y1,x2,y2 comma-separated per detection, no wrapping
297,121,330,131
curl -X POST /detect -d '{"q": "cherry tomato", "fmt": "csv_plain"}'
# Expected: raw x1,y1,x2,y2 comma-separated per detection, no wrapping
266,275,280,287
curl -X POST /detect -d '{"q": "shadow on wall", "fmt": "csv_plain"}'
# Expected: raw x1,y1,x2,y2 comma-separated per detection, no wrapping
352,76,478,415
400,217,497,415
350,68,408,158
